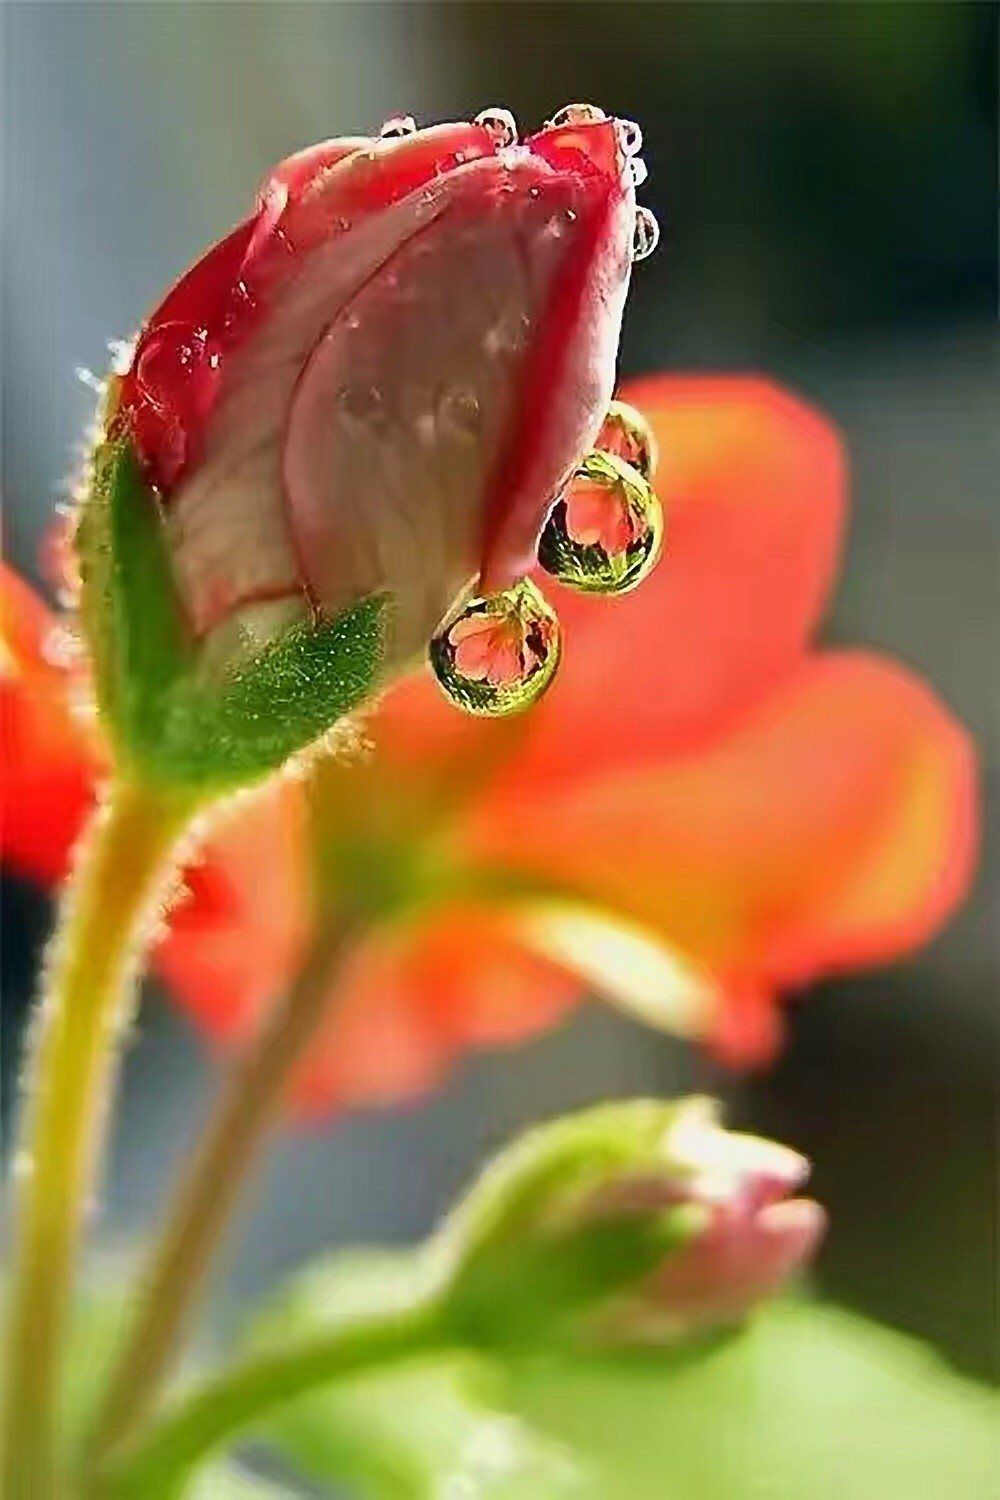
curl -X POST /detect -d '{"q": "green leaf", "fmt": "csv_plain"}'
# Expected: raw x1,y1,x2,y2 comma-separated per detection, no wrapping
248,1258,998,1500
185,1462,297,1499
77,440,387,792
260,1358,585,1500
247,1251,586,1498
509,1301,1000,1500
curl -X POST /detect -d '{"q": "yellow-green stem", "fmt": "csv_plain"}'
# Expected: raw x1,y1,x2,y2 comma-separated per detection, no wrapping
1,779,197,1499
93,1293,446,1500
88,915,356,1467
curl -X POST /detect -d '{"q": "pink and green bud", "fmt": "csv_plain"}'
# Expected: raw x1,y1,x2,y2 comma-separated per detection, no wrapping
431,1098,823,1352
590,1098,826,1342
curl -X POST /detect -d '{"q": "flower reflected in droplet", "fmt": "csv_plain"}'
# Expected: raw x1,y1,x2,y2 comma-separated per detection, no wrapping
430,580,560,717
539,451,663,596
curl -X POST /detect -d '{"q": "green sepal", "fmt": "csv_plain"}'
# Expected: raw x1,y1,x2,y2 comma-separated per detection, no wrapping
433,1100,696,1352
76,439,388,793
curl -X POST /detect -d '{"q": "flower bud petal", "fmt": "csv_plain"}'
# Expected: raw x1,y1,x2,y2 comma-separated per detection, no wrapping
111,115,635,672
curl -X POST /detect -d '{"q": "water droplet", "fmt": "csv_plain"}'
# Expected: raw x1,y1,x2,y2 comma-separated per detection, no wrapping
380,114,417,139
438,385,481,438
616,119,643,157
475,107,518,148
596,400,658,483
75,365,104,394
546,103,607,129
429,579,560,717
632,205,660,262
538,450,663,596
135,321,206,408
627,156,649,190
337,384,383,422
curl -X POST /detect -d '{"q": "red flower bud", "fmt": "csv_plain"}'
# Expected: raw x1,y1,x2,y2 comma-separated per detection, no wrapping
110,111,642,670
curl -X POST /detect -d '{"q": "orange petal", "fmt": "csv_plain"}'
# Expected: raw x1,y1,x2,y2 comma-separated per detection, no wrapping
288,904,580,1119
153,778,310,1041
0,564,101,884
464,652,977,1053
518,375,846,781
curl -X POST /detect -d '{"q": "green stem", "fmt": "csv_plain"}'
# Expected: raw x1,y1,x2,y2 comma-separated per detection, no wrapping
88,916,357,1465
93,1296,446,1500
1,779,197,1500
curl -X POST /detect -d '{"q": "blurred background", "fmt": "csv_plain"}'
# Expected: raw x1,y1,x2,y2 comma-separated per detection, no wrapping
2,0,997,1390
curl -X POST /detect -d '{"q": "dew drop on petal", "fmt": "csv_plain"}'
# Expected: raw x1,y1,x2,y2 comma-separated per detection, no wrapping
627,156,649,190
616,118,643,157
429,579,560,717
596,399,658,482
379,114,417,139
632,205,660,262
538,450,663,596
546,103,608,129
475,107,518,148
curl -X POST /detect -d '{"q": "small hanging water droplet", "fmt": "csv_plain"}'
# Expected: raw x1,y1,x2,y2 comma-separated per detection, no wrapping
631,205,660,262
475,107,518,148
546,103,607,129
538,450,663,596
380,114,417,139
616,119,643,157
429,579,560,717
596,400,658,483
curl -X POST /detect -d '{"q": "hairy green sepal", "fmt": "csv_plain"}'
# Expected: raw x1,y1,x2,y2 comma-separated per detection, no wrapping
76,440,387,792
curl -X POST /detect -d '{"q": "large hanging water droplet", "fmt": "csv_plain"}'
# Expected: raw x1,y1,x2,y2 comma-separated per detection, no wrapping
538,451,663,596
595,400,658,483
429,579,560,717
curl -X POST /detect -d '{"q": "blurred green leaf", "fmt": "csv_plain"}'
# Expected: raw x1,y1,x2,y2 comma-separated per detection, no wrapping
259,1357,584,1500
250,1256,997,1500
508,1302,1000,1500
185,1462,296,1499
248,1250,584,1498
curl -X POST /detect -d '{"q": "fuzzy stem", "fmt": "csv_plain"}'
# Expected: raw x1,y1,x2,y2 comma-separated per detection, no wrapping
88,915,357,1467
93,1293,445,1500
1,779,197,1500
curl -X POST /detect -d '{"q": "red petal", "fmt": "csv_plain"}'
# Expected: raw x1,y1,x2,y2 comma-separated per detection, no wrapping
288,905,580,1119
256,135,371,204
153,779,309,1040
478,119,635,589
116,124,497,500
464,652,978,1048
136,118,633,656
518,376,847,779
283,124,632,666
0,565,100,884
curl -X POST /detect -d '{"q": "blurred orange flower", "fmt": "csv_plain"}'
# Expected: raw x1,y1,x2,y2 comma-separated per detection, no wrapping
2,376,978,1115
